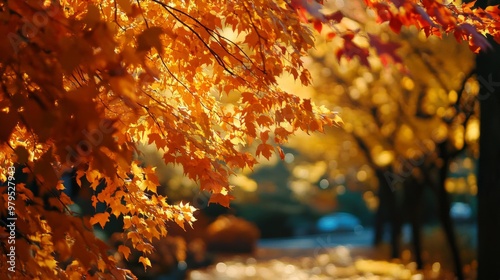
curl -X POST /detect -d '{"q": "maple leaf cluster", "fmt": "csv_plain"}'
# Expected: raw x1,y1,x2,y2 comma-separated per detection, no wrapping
292,0,500,67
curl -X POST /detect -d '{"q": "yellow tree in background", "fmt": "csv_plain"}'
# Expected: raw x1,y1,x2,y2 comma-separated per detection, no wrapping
0,0,499,278
289,22,479,278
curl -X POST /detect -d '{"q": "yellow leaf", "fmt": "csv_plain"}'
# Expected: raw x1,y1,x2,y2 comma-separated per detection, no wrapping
333,114,344,126
44,258,58,270
139,256,151,270
175,214,186,230
98,259,107,272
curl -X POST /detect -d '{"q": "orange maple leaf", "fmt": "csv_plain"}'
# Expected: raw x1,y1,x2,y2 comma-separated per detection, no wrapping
90,212,110,229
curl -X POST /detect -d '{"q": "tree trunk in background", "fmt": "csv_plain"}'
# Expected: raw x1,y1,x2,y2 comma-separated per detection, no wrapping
373,169,388,246
436,157,463,280
476,0,500,277
373,169,401,259
404,177,424,269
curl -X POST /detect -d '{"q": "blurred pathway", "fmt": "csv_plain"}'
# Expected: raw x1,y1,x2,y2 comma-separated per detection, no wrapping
257,229,373,249
188,226,477,280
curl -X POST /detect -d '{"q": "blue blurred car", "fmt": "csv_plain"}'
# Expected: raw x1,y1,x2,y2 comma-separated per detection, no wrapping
316,212,364,233
450,202,472,222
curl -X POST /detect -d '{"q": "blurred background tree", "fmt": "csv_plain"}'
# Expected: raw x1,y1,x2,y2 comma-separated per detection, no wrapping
296,27,478,278
232,6,479,278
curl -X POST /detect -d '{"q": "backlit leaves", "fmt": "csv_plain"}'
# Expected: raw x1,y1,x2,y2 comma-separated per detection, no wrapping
293,0,500,68
90,212,110,229
138,256,152,270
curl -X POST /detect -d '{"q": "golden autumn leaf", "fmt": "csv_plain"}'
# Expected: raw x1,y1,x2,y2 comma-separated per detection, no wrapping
90,212,110,229
138,256,152,270
118,245,132,261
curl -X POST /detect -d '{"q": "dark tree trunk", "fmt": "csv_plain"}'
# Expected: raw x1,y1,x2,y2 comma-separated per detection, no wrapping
374,169,402,259
475,20,500,279
373,169,387,246
404,177,424,269
373,190,385,246
436,157,463,280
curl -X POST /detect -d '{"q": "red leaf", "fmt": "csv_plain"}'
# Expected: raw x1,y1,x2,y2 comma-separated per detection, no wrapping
389,18,402,33
375,3,392,22
343,33,355,41
368,34,402,65
413,5,436,28
460,23,492,52
325,11,343,22
276,146,285,160
256,115,273,127
148,133,166,147
302,99,313,112
209,193,233,207
241,92,255,103
274,127,290,143
392,0,406,8
292,0,326,21
256,143,274,160
314,19,323,33
260,130,270,143
338,38,370,66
